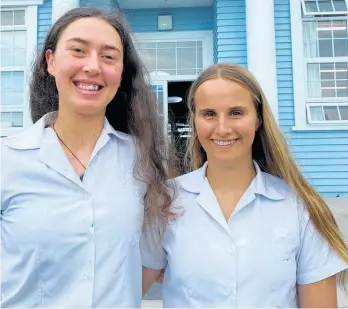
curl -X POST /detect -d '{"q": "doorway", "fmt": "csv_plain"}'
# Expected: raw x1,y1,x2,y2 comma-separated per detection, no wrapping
167,81,192,175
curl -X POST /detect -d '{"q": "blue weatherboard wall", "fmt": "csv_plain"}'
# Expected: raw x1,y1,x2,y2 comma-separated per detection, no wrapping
37,0,120,51
275,0,348,197
123,7,213,33
80,0,119,8
37,0,52,50
213,0,247,67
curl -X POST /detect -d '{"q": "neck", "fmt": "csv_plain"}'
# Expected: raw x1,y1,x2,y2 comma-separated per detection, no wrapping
206,157,256,194
54,108,105,153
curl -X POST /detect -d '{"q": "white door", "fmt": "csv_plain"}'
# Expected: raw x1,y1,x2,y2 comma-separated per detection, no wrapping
151,80,168,133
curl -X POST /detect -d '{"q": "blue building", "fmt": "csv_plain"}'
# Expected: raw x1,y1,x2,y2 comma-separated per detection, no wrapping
1,0,348,197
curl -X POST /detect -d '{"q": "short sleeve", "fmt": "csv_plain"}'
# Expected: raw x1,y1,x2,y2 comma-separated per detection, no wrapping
140,218,167,270
296,202,348,285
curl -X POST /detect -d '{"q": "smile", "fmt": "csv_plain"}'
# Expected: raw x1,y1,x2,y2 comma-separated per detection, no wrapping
213,139,238,146
74,82,103,92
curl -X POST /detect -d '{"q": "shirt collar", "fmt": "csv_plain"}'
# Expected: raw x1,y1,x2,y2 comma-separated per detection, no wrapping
5,111,130,150
178,160,285,201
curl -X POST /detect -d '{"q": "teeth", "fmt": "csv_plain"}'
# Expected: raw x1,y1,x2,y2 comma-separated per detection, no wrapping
76,83,100,91
213,140,236,146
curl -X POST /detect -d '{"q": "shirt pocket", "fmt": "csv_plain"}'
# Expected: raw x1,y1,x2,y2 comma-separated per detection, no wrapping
272,228,297,262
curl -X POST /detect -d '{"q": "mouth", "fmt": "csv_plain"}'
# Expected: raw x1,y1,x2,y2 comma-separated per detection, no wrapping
73,81,104,93
212,139,238,147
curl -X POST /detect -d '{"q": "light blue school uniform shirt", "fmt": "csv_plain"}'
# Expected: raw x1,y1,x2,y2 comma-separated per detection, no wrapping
141,161,348,308
1,112,146,307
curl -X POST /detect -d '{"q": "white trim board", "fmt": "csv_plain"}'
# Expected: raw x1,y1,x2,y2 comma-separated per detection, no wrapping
1,0,43,6
289,0,348,131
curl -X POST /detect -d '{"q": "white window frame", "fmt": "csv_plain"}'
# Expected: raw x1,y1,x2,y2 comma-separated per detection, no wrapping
301,0,348,16
0,0,43,137
133,31,214,83
290,0,348,131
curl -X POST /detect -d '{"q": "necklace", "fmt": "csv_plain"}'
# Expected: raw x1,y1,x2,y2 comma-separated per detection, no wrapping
53,124,87,170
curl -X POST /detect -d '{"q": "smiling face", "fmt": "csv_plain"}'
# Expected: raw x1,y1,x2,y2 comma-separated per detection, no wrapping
45,17,124,117
194,77,259,167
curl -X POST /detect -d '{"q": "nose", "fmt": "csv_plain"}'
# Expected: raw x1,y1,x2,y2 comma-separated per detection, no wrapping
216,115,232,136
83,53,101,75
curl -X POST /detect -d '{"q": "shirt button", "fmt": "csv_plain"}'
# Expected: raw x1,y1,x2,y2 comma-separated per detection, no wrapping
226,247,234,254
83,274,90,280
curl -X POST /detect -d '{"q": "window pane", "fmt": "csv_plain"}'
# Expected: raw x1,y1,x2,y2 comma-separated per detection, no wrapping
1,113,11,126
305,1,319,12
321,71,335,79
1,11,13,26
0,32,14,48
1,49,13,66
334,39,348,56
333,20,347,38
322,88,336,97
157,48,176,70
324,106,340,120
321,80,335,88
13,31,26,49
1,90,12,105
157,42,175,49
177,48,196,70
303,22,319,57
13,49,26,66
11,112,23,127
1,71,12,89
139,49,156,71
14,10,25,25
318,0,334,12
310,106,325,121
339,106,348,119
333,0,347,11
318,40,333,57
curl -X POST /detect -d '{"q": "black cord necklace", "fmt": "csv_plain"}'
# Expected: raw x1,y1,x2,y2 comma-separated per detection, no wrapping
53,124,87,170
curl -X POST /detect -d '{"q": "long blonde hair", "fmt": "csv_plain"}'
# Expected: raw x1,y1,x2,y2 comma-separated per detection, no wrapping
185,63,348,285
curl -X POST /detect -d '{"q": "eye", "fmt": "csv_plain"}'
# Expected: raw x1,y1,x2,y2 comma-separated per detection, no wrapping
203,110,216,118
103,55,116,60
71,48,84,54
230,110,243,116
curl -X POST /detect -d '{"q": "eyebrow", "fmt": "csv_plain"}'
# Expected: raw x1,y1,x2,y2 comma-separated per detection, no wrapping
66,37,121,53
198,106,246,112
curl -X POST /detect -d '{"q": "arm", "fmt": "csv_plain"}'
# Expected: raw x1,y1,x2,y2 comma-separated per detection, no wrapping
298,275,338,308
140,218,167,295
142,266,163,296
296,201,347,307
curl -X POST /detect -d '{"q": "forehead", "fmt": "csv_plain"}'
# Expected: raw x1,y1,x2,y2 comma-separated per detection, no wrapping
195,78,252,105
59,17,122,46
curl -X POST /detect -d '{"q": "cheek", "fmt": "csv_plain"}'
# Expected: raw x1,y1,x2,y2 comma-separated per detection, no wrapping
195,119,213,140
54,57,82,82
104,64,123,87
236,118,257,140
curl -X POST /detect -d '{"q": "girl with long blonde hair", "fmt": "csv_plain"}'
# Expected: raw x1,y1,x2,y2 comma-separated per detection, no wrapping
142,63,348,307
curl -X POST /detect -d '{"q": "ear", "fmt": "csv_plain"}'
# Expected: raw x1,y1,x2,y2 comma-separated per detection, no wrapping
256,116,262,131
45,49,55,76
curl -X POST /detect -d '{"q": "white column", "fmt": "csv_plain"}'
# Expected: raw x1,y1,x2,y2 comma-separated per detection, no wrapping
246,0,279,122
52,0,79,23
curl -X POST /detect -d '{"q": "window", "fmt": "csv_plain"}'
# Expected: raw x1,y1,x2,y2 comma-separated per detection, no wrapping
137,40,204,76
0,3,40,137
301,0,348,15
291,0,348,130
134,31,213,78
303,15,348,125
1,9,27,131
